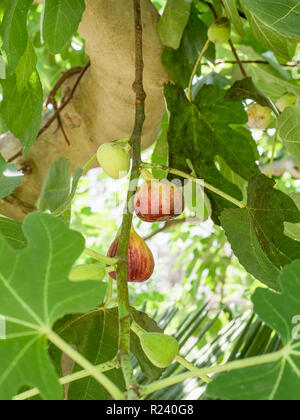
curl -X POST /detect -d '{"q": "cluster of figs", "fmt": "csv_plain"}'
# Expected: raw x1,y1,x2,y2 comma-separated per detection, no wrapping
97,143,185,284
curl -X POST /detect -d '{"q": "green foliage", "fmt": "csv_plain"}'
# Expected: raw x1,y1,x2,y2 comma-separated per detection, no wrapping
42,0,86,54
158,0,192,49
243,0,300,40
165,83,259,221
39,157,72,213
162,6,215,88
51,309,124,400
278,106,300,168
0,154,22,199
0,213,106,400
0,217,26,249
207,260,300,400
0,71,43,153
0,0,32,74
222,0,244,36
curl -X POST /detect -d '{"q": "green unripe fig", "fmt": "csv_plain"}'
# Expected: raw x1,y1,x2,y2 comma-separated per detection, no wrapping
97,143,131,179
70,264,105,281
276,92,297,112
208,18,231,44
140,332,179,368
247,104,272,129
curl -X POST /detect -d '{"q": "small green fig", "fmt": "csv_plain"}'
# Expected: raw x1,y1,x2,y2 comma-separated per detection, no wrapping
247,104,272,129
140,332,179,368
276,92,297,112
208,18,231,44
97,143,131,179
69,264,105,281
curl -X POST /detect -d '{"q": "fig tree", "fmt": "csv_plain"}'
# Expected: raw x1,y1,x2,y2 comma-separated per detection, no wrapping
247,104,272,129
276,92,297,112
208,18,231,44
134,179,185,223
107,226,154,282
97,143,131,179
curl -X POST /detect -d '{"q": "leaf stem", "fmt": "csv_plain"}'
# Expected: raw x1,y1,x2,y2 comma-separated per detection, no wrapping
84,248,119,265
228,39,247,78
82,153,97,175
141,348,285,397
13,358,119,401
140,162,245,209
175,355,212,383
188,40,211,102
47,330,124,400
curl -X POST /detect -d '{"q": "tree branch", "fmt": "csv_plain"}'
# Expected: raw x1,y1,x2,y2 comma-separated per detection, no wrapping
37,61,91,138
115,0,146,400
228,39,247,78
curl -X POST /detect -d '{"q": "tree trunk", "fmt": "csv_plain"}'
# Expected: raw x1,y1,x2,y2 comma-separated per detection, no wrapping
0,0,168,221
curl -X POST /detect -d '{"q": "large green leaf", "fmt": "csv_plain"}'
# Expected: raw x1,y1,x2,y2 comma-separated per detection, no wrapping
0,154,22,199
162,6,215,88
15,39,37,91
50,307,165,399
207,259,300,400
243,0,300,40
165,83,259,222
0,0,32,73
39,157,72,213
42,0,86,54
0,217,26,249
242,55,300,103
221,208,281,290
225,77,276,112
152,114,169,180
221,175,300,281
223,0,244,36
51,309,125,401
243,6,291,60
285,193,300,241
278,106,300,169
0,71,43,153
0,212,106,400
158,0,192,49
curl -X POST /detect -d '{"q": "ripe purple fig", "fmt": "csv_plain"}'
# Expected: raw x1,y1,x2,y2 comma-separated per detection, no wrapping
134,179,185,223
107,226,154,283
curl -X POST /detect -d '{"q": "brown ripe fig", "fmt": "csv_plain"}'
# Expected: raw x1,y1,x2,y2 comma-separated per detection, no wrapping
107,226,154,283
134,179,185,223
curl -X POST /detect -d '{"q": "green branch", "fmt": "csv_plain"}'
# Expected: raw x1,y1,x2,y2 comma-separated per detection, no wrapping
140,162,245,209
140,348,286,397
114,0,146,400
